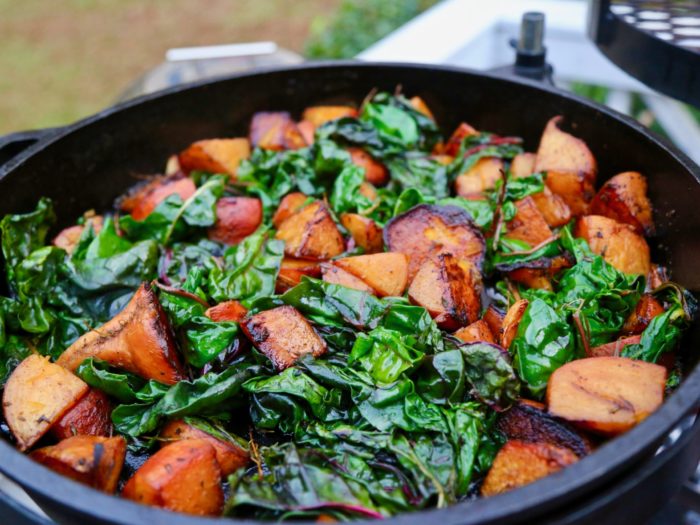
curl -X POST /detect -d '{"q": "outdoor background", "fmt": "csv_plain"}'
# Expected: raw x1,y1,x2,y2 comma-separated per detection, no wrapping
0,0,436,135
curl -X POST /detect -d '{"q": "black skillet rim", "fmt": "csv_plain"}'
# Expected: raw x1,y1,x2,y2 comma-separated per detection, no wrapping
1,61,700,525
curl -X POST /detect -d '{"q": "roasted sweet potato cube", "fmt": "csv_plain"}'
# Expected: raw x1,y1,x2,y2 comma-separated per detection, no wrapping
205,300,248,323
160,419,249,476
348,147,389,186
242,306,327,371
546,357,666,436
275,258,322,293
574,215,651,276
588,335,641,358
119,174,196,221
178,138,251,178
622,294,664,335
302,105,358,128
384,204,485,281
483,305,505,341
31,435,126,493
455,158,504,198
321,264,374,293
340,213,383,253
501,299,529,350
207,197,262,245
51,389,113,440
507,268,553,291
409,96,435,120
3,355,89,451
590,171,654,235
53,215,103,255
454,320,496,344
534,117,597,215
297,120,315,146
408,254,481,330
273,192,310,228
504,196,553,247
444,122,479,156
57,283,186,385
275,201,345,260
496,401,591,457
122,439,223,516
510,152,537,178
481,440,578,496
250,111,306,150
531,188,572,228
334,252,409,297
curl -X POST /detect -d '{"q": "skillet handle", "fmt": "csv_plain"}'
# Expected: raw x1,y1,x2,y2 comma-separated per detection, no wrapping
0,128,60,170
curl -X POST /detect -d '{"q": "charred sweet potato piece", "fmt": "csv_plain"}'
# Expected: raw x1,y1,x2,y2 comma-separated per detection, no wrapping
205,300,248,323
3,355,89,451
321,264,374,293
504,196,553,247
455,158,504,198
408,254,481,330
348,147,389,186
160,419,249,476
53,215,103,255
497,401,592,458
507,255,573,291
510,152,537,178
178,138,251,178
119,174,196,221
590,172,654,235
122,439,223,516
454,320,496,344
574,215,651,276
483,305,505,340
57,283,186,385
588,335,641,358
275,201,345,260
249,111,306,150
275,258,322,293
481,440,578,496
622,294,664,335
340,213,383,253
273,192,310,228
444,122,478,156
51,389,113,440
501,299,529,350
242,306,327,371
31,435,126,493
409,96,435,120
546,357,666,436
334,252,409,297
534,117,597,215
207,197,262,245
302,105,358,128
384,204,485,281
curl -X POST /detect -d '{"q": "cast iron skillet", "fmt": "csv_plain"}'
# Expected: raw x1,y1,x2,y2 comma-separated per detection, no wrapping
1,62,700,525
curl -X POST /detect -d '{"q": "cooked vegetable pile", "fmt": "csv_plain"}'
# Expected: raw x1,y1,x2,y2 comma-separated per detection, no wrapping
0,92,695,520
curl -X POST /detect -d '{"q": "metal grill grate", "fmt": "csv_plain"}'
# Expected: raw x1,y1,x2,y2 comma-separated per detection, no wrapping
610,0,700,52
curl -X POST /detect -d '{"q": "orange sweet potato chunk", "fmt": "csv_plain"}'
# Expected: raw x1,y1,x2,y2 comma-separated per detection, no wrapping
275,201,345,261
510,152,537,178
122,439,223,516
454,319,496,344
272,192,310,228
275,257,322,293
53,215,103,255
481,440,578,496
574,215,651,276
321,264,374,293
340,213,383,253
588,335,641,358
622,294,664,335
242,306,327,371
483,305,505,341
57,283,186,385
178,138,251,177
408,254,481,330
160,419,249,476
334,252,409,297
119,174,196,221
534,116,597,215
3,355,89,451
205,300,248,323
385,204,485,281
207,197,262,245
455,158,504,198
589,171,654,235
348,147,389,186
501,299,529,350
51,389,113,440
250,111,306,150
302,105,358,128
444,122,479,156
503,196,553,247
546,357,666,436
409,96,435,119
31,435,126,493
